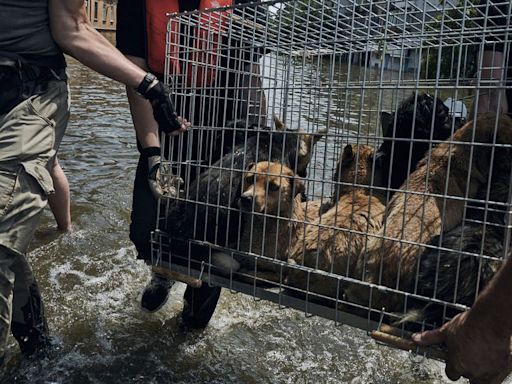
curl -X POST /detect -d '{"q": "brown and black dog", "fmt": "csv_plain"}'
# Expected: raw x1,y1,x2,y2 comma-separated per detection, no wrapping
344,113,512,313
210,116,328,278
212,161,316,278
403,129,512,326
165,114,326,269
286,144,386,298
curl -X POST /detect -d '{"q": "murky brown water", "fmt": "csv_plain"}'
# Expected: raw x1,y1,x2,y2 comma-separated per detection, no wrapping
0,58,463,384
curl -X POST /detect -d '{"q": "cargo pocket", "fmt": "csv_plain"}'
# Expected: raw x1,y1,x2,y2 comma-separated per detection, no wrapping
21,162,54,197
0,169,17,217
23,98,55,159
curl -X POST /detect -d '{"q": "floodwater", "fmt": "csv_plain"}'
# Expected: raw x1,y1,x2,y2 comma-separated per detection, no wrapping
1,58,464,384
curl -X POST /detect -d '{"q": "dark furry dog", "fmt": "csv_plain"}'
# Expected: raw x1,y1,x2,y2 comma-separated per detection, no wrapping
162,117,324,270
377,93,455,192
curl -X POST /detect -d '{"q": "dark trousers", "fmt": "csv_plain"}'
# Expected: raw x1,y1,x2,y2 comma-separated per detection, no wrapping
130,151,222,327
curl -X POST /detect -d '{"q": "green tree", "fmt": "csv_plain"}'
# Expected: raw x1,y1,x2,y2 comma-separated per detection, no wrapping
420,0,479,80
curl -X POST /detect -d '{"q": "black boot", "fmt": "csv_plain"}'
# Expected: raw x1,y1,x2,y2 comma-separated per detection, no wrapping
141,273,175,312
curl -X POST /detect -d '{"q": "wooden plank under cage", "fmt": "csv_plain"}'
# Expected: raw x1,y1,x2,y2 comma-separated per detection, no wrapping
152,266,203,289
370,324,448,362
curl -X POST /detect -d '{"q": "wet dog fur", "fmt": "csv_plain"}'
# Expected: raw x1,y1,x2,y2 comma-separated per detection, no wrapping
402,142,512,326
212,162,310,276
164,116,324,267
286,144,386,299
343,113,512,314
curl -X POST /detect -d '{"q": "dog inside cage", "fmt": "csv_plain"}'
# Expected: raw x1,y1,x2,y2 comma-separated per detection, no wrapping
150,0,512,349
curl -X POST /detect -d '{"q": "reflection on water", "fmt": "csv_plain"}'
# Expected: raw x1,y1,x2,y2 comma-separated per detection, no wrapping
1,58,458,384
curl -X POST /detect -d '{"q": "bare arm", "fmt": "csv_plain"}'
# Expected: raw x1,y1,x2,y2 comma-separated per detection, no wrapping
124,56,189,147
124,56,160,148
49,0,188,146
473,50,509,116
49,0,146,89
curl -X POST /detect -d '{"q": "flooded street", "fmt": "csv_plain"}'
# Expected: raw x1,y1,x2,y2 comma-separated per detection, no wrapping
2,58,460,384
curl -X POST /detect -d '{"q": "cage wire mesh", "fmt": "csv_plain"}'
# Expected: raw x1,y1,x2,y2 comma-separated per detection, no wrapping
151,0,512,352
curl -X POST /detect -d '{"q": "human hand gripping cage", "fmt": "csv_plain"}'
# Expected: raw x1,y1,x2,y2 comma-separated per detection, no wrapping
149,0,512,357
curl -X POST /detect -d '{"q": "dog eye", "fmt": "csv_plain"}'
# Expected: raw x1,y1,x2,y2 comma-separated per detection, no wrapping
268,183,280,192
245,175,254,185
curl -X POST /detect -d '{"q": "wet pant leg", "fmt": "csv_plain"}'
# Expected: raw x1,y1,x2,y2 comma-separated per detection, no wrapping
9,250,49,356
0,170,51,359
130,149,222,327
129,153,156,260
0,79,69,359
0,247,15,361
182,284,222,329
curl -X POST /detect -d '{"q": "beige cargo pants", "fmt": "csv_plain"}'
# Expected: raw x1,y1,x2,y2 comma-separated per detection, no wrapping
0,79,69,359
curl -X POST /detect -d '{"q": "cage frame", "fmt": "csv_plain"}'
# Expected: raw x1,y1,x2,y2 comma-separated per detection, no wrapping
150,0,512,360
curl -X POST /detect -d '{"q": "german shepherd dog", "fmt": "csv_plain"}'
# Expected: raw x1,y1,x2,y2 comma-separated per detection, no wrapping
286,144,386,299
211,119,327,278
212,161,311,276
344,113,512,314
164,116,325,272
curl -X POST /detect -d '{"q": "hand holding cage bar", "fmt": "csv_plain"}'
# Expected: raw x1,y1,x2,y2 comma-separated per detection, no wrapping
151,0,512,374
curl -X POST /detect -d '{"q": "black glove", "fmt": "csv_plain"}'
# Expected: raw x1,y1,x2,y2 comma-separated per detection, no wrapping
137,74,182,134
143,147,183,200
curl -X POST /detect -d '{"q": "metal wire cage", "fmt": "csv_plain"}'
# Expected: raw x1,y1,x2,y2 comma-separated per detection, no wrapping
151,0,512,353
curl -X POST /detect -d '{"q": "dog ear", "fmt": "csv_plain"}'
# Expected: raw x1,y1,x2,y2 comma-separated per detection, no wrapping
313,128,328,144
300,128,328,158
380,111,393,138
373,149,386,170
245,162,256,172
303,128,328,149
341,143,354,163
299,135,309,158
273,114,286,131
293,176,306,197
296,129,329,173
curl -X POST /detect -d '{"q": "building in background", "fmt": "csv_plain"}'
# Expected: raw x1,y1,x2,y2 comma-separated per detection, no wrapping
350,0,454,72
85,0,117,31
